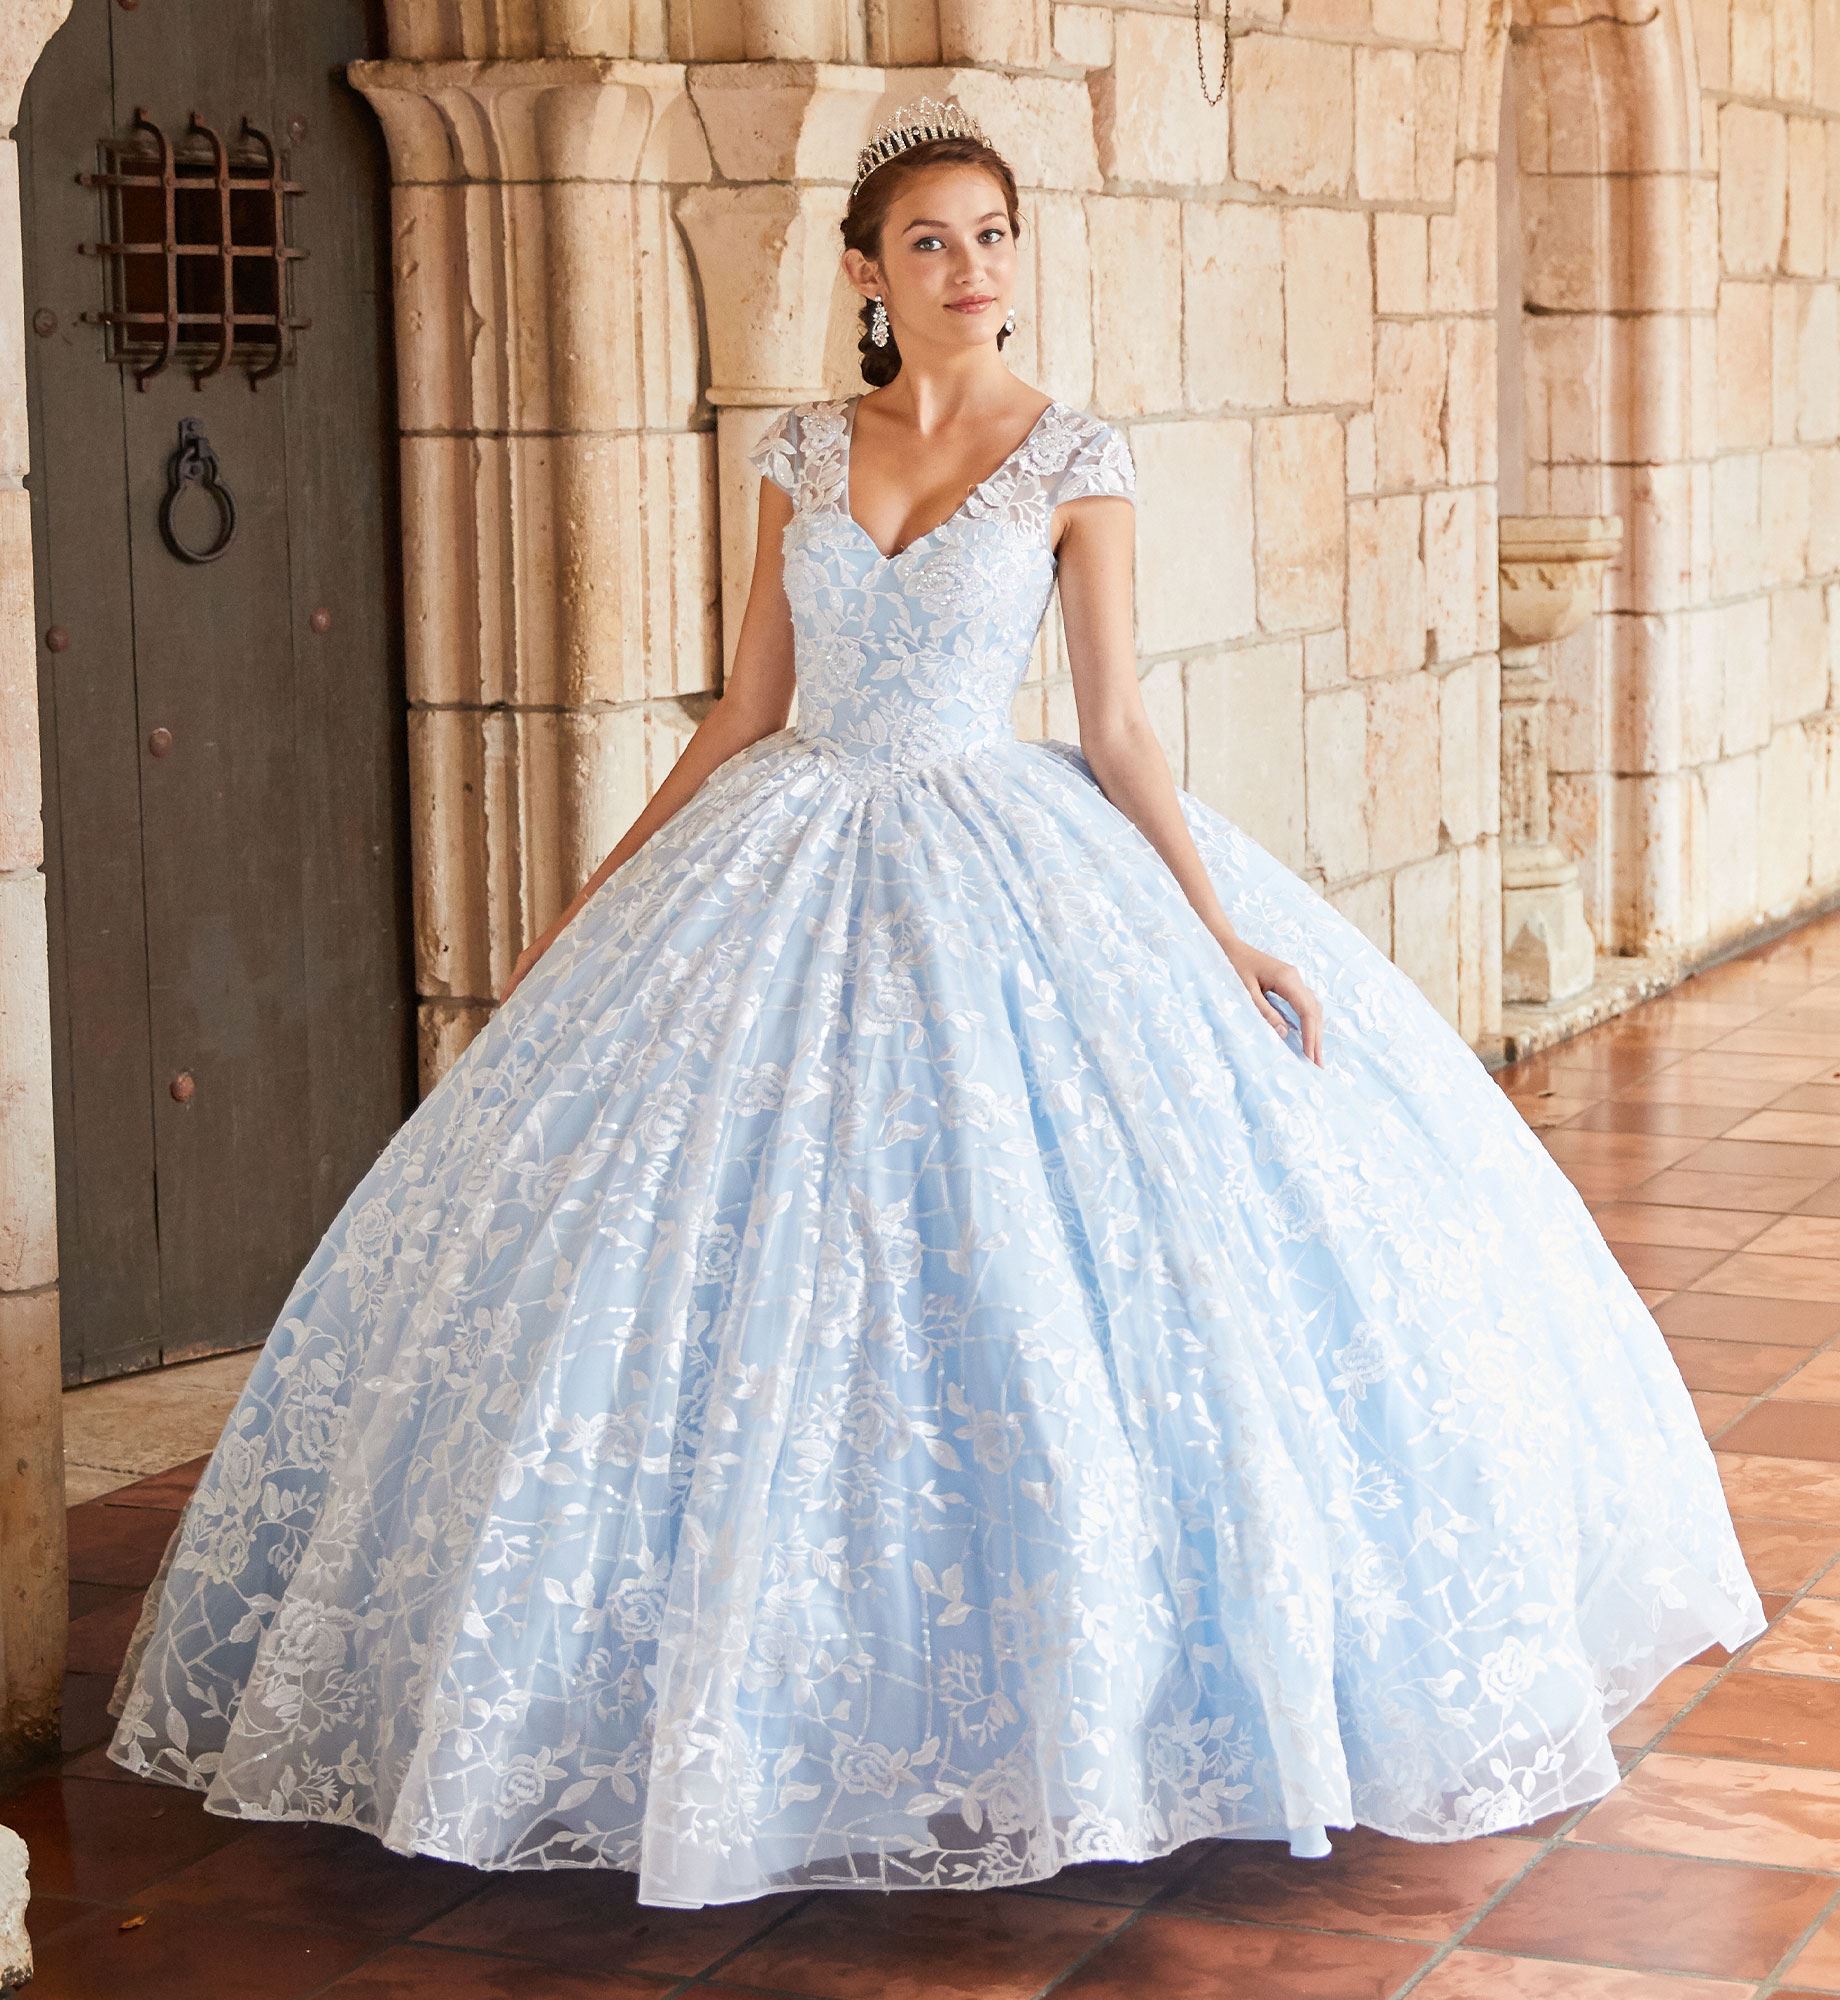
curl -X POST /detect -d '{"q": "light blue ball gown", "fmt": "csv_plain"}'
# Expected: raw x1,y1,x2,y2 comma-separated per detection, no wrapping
108,389,1764,1908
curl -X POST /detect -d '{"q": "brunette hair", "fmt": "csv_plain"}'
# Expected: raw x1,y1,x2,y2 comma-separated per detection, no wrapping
840,137,1024,387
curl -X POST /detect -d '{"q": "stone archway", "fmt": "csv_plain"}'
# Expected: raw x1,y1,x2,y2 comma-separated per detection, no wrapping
0,0,76,1769
1488,0,1704,960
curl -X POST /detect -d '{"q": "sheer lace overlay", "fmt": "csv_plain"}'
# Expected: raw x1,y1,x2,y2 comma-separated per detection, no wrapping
108,389,1763,1908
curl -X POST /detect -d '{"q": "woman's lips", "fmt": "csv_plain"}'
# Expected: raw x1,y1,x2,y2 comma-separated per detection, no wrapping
948,298,994,313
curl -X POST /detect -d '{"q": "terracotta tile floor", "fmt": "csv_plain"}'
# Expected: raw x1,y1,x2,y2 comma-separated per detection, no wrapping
9,910,1840,1998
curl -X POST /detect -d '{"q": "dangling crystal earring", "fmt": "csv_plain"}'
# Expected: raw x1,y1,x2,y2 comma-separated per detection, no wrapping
1001,307,1016,336
870,297,890,348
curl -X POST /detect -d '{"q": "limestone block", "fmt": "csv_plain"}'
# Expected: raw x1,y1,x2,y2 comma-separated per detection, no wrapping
1830,124,1840,271
1445,317,1494,486
407,707,492,1001
1347,411,1377,496
0,1286,63,1763
401,436,507,710
1052,3,1114,65
1719,594,1773,753
1306,685,1369,879
1427,157,1493,313
1694,0,1732,92
1133,418,1257,655
1762,444,1813,587
1347,494,1425,679
1,1823,27,1993
1288,0,1371,32
1455,836,1495,1043
1330,872,1392,953
1365,670,1442,868
1617,314,1689,465
1184,202,1284,411
1761,725,1814,910
0,879,54,1292
1305,627,1350,691
1615,175,1691,311
1813,714,1840,881
1716,281,1773,452
1772,582,1830,722
1094,10,1230,187
1254,414,1346,632
1710,452,1762,599
1720,104,1789,276
1599,463,1691,617
1475,483,1499,660
1688,307,1720,458
1606,609,1684,777
1522,172,1686,313
544,179,704,433
1231,34,1354,197
1374,0,1441,40
1139,657,1187,775
1774,283,1803,445
1415,50,1459,202
1392,848,1461,1024
1283,207,1372,406
675,181,844,405
1373,319,1447,489
1789,116,1828,275
528,705,652,918
1374,211,1428,317
936,0,1057,67
549,429,719,706
388,183,496,435
1185,640,1307,869
1779,0,1817,100
1798,285,1840,440
934,69,1106,187
1814,451,1840,573
1731,0,1776,97
1520,313,1598,468
1019,191,1095,404
418,1000,490,1085
1679,605,1725,767
1424,487,1477,663
1089,195,1184,416
1819,0,1840,107
1690,178,1721,311
1356,49,1418,204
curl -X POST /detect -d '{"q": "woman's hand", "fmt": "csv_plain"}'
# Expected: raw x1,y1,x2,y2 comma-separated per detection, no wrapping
1219,934,1325,1066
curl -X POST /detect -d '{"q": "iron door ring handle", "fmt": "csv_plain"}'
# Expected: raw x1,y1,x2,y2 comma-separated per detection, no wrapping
160,417,237,564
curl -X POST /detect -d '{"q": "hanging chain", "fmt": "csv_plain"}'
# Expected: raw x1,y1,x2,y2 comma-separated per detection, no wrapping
1195,0,1233,104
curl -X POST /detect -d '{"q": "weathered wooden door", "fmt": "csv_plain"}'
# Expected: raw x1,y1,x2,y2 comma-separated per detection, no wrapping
22,0,413,1384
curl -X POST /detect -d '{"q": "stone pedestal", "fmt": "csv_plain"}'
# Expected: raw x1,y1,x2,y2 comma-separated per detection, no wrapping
1497,515,1622,1006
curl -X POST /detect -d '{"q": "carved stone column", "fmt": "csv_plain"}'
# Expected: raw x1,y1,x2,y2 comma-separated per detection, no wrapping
350,57,717,1080
1497,514,1622,1004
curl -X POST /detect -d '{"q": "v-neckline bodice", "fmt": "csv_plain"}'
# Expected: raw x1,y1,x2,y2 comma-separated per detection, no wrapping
841,392,1061,564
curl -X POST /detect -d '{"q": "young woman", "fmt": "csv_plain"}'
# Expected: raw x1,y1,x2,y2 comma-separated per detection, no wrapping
109,95,1763,1909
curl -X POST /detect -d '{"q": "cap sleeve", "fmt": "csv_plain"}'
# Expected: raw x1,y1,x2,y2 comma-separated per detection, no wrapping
748,405,801,497
1054,418,1135,506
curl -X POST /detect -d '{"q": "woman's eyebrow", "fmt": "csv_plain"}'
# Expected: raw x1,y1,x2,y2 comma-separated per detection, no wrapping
901,211,1008,232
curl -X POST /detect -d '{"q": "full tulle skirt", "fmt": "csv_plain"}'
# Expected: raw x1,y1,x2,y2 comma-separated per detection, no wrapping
107,726,1764,1907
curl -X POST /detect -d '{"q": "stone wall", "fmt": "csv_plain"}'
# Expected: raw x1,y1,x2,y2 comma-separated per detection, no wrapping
351,0,1840,1077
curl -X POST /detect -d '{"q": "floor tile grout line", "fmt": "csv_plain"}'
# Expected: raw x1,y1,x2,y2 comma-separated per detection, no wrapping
1751,1876,1840,1999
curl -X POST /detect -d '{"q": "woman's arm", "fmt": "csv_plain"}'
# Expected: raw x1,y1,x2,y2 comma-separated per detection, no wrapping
500,476,799,1000
1054,495,1324,1065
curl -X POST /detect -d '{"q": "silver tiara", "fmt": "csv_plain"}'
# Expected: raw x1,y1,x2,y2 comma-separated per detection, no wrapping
851,95,991,198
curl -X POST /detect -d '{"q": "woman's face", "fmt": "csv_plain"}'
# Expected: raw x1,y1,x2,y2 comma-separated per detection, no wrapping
853,165,1017,355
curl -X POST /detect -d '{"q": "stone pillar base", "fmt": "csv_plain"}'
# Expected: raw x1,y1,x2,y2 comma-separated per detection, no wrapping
1502,847,1596,1003
0,1826,29,1994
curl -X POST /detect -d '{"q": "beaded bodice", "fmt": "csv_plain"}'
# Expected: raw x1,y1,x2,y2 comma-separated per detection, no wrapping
748,394,1136,779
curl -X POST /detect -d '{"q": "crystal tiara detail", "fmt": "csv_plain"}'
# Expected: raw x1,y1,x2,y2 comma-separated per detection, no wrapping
851,94,992,198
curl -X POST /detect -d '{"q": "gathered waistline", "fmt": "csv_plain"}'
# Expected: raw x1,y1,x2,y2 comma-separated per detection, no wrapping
788,723,1017,793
